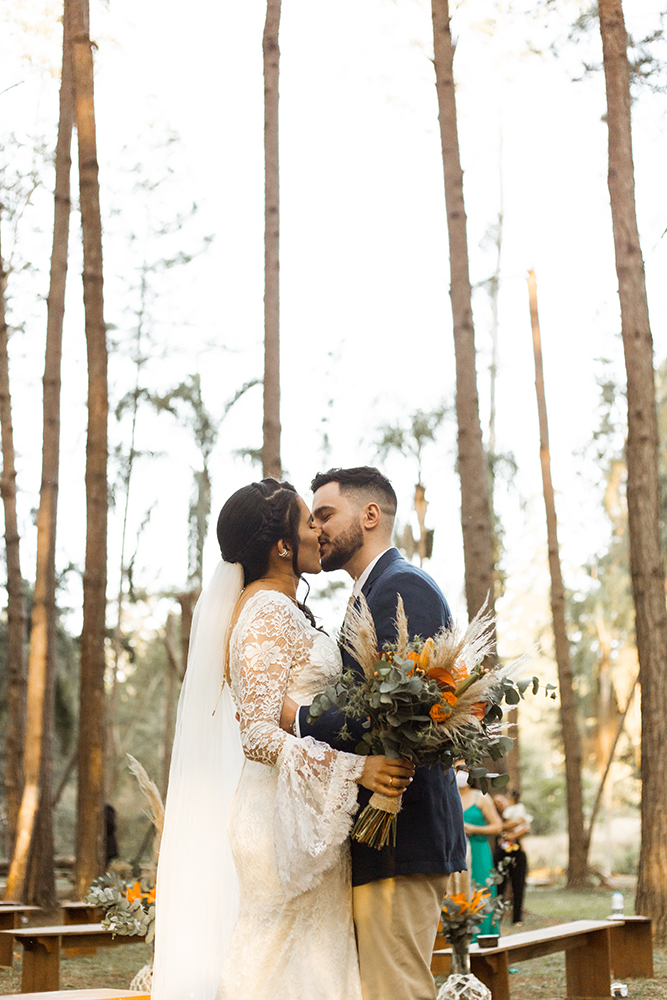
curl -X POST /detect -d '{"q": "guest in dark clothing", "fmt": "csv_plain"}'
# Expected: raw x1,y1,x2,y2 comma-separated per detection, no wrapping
105,803,119,866
493,791,531,925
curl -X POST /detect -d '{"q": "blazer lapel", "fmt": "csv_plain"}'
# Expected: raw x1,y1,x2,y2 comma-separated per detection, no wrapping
362,547,402,600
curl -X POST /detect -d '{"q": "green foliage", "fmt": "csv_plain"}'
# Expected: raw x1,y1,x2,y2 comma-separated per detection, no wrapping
375,405,448,483
308,638,543,792
86,872,155,943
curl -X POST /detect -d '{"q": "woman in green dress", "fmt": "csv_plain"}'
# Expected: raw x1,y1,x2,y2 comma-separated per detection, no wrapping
456,771,504,939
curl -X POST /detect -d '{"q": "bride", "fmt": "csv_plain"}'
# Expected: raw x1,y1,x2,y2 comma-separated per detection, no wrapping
151,479,414,1000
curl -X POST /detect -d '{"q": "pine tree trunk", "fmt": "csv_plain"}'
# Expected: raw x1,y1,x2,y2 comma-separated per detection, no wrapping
598,0,667,941
262,0,282,480
162,613,179,796
69,0,109,898
0,212,28,868
177,590,198,675
431,0,496,628
528,269,588,887
13,2,74,909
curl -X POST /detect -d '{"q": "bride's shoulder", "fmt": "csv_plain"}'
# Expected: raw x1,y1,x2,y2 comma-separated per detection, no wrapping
233,589,301,633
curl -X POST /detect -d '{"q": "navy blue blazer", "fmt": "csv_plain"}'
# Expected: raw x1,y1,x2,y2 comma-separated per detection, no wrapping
299,548,467,887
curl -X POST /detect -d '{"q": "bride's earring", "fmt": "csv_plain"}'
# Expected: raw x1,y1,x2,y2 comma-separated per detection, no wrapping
279,547,290,559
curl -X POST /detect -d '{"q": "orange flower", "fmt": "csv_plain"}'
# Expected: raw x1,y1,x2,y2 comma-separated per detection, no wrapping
406,651,420,662
418,638,435,670
429,701,451,722
125,880,155,904
447,892,469,907
442,691,457,706
470,701,487,721
443,888,490,915
454,657,469,680
125,881,143,903
427,664,457,688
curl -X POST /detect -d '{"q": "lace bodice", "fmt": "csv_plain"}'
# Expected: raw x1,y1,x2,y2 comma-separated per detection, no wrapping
228,589,365,900
229,590,343,766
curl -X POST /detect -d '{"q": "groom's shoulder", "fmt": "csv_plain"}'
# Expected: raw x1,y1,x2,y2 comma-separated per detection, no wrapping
370,554,451,637
376,550,445,597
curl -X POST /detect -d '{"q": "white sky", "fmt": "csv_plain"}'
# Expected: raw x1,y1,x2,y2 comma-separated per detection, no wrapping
1,0,666,646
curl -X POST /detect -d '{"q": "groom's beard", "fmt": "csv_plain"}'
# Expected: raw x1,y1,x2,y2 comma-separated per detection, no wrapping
319,521,364,572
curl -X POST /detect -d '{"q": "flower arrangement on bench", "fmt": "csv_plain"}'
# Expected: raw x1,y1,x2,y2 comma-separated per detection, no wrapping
86,872,156,943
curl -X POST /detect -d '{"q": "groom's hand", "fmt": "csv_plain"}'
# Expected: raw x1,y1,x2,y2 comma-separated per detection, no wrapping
357,756,415,796
280,695,299,735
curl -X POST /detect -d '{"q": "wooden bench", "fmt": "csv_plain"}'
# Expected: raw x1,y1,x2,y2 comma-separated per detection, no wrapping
2,924,146,993
431,917,653,1000
0,991,149,1000
59,904,104,958
0,906,40,968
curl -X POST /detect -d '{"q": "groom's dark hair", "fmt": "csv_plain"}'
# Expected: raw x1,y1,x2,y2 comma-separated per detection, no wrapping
310,466,397,520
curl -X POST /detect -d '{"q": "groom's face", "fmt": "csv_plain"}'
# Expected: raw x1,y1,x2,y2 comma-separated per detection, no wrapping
312,482,364,573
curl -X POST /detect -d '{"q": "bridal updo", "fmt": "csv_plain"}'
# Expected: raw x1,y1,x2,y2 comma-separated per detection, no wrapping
216,479,302,588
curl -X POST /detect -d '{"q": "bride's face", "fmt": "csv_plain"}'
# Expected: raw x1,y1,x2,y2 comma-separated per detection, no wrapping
296,496,322,576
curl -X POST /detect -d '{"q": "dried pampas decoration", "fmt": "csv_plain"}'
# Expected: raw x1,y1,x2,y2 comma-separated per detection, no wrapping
126,754,164,873
341,596,378,679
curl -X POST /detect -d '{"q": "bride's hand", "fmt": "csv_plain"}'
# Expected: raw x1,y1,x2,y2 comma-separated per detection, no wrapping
280,695,298,733
357,756,415,796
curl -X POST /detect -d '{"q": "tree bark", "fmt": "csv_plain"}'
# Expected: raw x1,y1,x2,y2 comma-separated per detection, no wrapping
7,2,74,908
262,0,282,480
0,211,28,867
431,0,497,631
69,0,109,898
177,590,198,677
162,613,179,796
528,269,588,887
598,0,667,940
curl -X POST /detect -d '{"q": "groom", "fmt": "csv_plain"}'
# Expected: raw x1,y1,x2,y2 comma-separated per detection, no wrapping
282,466,467,1000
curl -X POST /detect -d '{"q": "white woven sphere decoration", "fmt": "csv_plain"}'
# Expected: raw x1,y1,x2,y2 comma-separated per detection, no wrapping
130,963,153,991
437,973,492,1000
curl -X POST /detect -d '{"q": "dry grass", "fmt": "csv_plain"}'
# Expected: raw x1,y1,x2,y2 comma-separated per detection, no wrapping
0,941,153,994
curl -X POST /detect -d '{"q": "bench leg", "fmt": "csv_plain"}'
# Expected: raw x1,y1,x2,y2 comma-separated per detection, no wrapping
471,951,510,1000
564,929,611,999
0,912,16,967
609,921,654,979
21,938,60,993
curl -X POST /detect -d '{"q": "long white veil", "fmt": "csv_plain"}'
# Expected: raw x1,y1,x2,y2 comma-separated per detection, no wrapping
152,559,245,1000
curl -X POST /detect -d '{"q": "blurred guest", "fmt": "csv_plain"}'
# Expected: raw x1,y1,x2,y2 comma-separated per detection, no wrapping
456,771,503,938
105,803,119,867
493,790,532,925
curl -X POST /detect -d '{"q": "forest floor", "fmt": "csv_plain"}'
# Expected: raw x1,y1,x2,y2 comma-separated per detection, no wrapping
0,886,665,997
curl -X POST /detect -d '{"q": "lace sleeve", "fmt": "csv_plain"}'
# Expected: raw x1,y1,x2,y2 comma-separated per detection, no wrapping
232,594,365,899
233,594,302,766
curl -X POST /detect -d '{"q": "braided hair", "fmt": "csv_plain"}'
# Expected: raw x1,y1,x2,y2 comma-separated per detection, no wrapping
216,479,318,627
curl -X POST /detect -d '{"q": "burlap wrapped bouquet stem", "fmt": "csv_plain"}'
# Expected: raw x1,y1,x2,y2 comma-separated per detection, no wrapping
352,791,402,847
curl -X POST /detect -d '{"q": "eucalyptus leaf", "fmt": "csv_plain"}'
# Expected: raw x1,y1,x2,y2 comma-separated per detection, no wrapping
491,772,511,788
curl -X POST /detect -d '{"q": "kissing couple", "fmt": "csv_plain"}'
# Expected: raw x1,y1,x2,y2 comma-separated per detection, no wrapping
152,466,467,1000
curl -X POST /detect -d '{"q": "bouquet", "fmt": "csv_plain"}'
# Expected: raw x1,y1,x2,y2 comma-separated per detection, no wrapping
86,872,156,943
308,596,553,848
439,887,500,946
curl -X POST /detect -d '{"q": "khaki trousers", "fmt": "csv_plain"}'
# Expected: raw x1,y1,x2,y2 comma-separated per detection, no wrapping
353,873,449,1000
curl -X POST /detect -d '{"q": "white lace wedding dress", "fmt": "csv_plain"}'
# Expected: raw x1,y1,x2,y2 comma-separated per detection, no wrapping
216,590,365,1000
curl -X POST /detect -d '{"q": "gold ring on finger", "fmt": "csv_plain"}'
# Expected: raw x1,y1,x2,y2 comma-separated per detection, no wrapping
389,776,393,787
